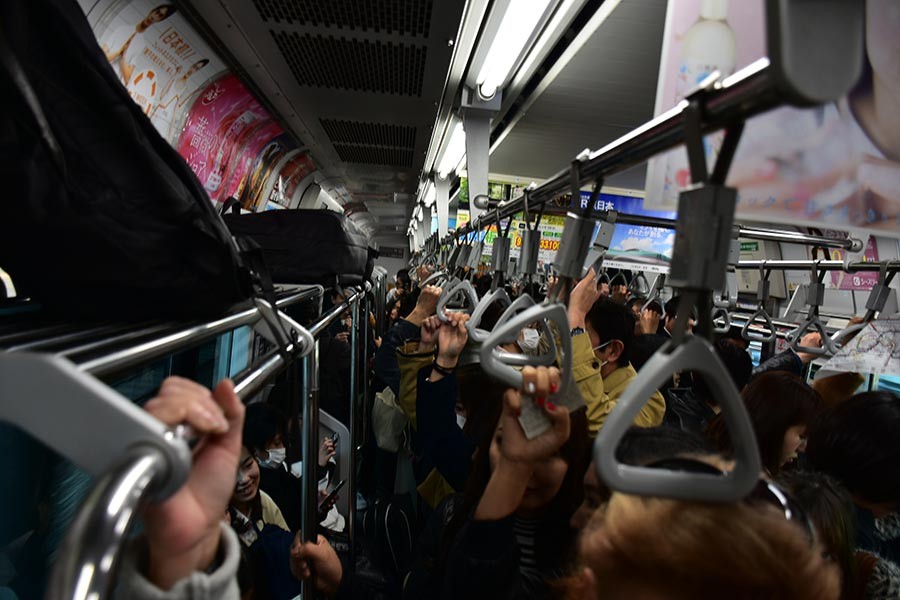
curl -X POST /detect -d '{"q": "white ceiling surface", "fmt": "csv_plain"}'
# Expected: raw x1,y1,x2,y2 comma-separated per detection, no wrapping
184,0,466,235
489,0,668,190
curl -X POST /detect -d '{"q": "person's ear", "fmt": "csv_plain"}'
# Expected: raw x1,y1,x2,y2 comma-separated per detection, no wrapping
606,339,624,364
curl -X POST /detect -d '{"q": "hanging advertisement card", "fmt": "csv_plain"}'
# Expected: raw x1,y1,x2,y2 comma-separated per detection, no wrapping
645,0,900,239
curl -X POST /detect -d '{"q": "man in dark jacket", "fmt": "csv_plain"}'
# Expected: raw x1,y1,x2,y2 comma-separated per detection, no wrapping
751,332,822,379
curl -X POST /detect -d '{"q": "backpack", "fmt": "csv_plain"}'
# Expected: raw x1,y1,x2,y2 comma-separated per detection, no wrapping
222,208,375,287
0,0,255,320
361,495,415,580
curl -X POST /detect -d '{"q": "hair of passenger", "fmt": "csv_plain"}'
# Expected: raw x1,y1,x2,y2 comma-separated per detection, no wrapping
776,469,859,600
243,402,287,455
691,338,753,400
566,493,840,600
629,333,666,372
396,268,411,288
625,297,644,312
706,371,822,475
805,391,900,504
397,287,420,318
615,426,716,465
585,298,635,365
664,295,681,319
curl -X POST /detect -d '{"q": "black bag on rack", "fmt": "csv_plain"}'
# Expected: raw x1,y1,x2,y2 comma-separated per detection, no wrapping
0,0,254,320
223,208,375,287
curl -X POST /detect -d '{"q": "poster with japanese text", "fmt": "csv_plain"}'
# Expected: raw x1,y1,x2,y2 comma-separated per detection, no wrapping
85,0,226,142
645,0,900,239
176,74,270,203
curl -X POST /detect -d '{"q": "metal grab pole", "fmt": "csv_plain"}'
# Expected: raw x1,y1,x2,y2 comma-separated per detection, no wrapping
348,297,359,561
300,343,320,600
45,450,165,600
360,292,370,447
735,260,900,272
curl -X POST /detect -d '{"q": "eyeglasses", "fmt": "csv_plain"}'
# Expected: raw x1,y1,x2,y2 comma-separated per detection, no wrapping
644,457,816,545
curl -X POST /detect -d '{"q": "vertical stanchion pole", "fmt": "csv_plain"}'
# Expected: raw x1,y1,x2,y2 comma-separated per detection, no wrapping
348,297,359,560
300,343,320,600
360,292,370,447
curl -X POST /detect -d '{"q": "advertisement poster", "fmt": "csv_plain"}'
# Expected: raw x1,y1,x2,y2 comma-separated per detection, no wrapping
576,192,677,274
646,0,900,238
176,73,271,201
219,120,285,205
267,151,317,208
812,231,880,291
242,134,298,210
86,0,226,141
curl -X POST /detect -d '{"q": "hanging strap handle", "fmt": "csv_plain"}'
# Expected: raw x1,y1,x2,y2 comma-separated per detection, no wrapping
641,274,666,313
742,264,776,343
480,302,569,385
466,287,512,342
788,262,838,356
831,263,896,348
436,279,480,323
594,336,761,501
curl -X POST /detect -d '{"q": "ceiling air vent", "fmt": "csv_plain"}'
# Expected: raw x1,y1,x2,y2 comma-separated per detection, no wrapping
253,0,434,37
271,32,426,96
321,119,416,167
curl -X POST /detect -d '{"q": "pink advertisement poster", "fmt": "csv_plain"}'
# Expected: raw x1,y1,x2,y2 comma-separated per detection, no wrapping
812,231,880,291
219,120,285,204
176,74,270,201
243,134,298,210
645,0,900,239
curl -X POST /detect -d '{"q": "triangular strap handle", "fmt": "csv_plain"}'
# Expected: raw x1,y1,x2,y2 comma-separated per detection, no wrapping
490,294,556,365
437,279,479,323
787,311,838,356
466,287,511,342
421,270,448,287
628,272,650,296
711,306,732,334
594,336,761,502
642,274,666,312
741,306,776,342
480,302,568,389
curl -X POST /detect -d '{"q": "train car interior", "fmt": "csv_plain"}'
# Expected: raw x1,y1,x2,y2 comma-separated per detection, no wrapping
1,0,899,599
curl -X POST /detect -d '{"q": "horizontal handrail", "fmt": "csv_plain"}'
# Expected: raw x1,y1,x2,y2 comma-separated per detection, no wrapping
73,286,322,377
735,260,900,272
308,288,364,338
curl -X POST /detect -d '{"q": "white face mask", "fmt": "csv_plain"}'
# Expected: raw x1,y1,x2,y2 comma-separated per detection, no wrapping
517,327,541,352
456,413,467,430
261,446,286,467
592,340,612,370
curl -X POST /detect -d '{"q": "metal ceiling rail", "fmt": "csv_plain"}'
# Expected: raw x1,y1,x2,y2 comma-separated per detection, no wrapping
735,260,900,272
440,57,779,242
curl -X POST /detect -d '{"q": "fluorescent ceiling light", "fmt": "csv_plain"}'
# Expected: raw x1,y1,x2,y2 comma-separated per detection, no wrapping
476,0,553,100
437,120,466,179
422,181,436,207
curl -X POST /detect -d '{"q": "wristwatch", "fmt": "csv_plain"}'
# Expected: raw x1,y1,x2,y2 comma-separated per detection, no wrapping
570,327,585,336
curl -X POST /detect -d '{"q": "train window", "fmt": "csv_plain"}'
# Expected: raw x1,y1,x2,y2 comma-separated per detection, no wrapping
876,374,900,395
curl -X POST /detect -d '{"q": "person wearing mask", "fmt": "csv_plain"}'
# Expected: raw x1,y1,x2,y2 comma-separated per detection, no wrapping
568,269,666,437
242,403,336,532
373,285,437,397
806,391,900,567
707,371,822,477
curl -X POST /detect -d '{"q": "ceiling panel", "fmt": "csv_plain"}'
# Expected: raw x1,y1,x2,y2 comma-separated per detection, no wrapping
489,0,668,190
184,0,465,234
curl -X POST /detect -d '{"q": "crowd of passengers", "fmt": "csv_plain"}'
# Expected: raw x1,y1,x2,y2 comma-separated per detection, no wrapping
119,265,899,600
